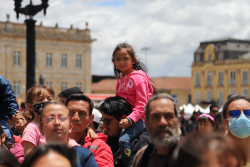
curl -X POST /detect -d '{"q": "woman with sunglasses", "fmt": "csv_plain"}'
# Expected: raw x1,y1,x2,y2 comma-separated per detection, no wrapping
222,94,250,166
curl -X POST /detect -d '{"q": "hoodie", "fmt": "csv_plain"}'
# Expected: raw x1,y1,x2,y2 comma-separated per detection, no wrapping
116,70,154,123
80,133,114,167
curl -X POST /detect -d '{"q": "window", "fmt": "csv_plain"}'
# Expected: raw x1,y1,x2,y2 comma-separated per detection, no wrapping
61,54,67,68
61,82,67,91
206,90,212,102
195,73,200,86
76,55,82,68
207,71,212,86
218,72,223,86
195,54,200,62
46,53,52,67
230,71,236,85
208,54,211,61
230,89,236,95
218,92,223,104
76,82,82,90
243,71,248,85
14,51,20,66
243,89,249,98
14,81,20,96
196,92,201,104
218,52,224,60
46,82,53,88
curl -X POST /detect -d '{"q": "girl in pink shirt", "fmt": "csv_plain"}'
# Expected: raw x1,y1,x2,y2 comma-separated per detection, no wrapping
21,85,54,156
112,43,156,166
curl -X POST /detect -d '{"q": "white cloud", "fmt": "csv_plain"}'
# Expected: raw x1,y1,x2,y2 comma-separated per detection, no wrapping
1,0,250,78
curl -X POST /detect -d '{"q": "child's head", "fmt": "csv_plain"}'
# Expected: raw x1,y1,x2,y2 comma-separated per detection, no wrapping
112,42,147,78
197,114,216,132
26,85,55,114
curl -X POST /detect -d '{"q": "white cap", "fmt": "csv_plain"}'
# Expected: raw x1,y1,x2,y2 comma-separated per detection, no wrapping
92,109,102,123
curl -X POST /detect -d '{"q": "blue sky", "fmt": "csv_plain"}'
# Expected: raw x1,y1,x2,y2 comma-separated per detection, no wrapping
1,0,250,78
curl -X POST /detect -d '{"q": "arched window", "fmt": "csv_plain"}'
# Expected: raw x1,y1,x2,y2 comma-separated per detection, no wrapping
207,71,212,86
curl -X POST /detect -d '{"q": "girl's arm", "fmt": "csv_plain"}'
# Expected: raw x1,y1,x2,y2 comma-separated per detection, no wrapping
23,141,35,157
128,82,151,123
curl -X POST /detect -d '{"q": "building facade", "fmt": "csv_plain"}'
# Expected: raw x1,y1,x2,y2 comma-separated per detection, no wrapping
0,17,95,101
191,38,250,107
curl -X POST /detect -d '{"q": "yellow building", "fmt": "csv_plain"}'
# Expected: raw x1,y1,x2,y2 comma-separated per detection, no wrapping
191,38,250,107
0,16,95,101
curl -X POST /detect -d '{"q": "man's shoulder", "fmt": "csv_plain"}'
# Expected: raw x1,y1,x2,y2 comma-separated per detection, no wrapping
73,146,93,155
131,145,148,167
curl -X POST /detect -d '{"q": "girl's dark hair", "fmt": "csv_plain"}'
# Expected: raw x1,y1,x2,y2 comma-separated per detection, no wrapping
21,143,76,167
197,114,216,127
172,132,247,167
26,85,55,104
112,42,157,94
222,94,250,118
0,124,12,150
0,147,20,167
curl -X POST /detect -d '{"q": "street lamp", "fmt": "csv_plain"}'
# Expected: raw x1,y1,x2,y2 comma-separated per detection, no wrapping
14,0,49,91
141,46,151,68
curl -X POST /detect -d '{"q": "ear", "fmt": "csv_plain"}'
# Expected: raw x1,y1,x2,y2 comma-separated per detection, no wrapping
27,103,34,112
68,123,73,134
1,133,6,143
213,124,216,130
39,124,44,135
178,116,182,126
133,57,137,64
222,118,229,130
88,114,94,125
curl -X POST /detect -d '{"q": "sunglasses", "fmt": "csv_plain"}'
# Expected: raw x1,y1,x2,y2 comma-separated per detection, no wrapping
229,110,250,118
42,116,71,124
100,117,117,126
211,110,218,113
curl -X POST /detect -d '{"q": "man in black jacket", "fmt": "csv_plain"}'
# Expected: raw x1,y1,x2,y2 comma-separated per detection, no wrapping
100,96,150,167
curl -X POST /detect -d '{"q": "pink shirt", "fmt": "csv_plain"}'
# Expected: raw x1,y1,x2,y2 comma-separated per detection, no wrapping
116,70,154,123
21,122,46,146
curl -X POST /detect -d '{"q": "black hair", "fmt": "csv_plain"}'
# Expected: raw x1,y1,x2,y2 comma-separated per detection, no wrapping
111,42,157,95
99,96,132,118
93,122,100,130
222,94,250,118
209,103,219,111
65,94,94,116
0,147,20,167
21,143,76,167
21,102,26,109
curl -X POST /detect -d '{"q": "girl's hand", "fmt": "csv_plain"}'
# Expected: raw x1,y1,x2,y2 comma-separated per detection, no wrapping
119,118,131,129
86,127,98,141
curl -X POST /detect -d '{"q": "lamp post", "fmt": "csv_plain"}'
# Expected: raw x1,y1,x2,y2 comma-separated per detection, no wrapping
141,46,151,68
14,0,49,91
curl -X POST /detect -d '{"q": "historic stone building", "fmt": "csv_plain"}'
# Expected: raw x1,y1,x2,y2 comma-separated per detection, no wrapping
191,38,250,106
0,16,95,102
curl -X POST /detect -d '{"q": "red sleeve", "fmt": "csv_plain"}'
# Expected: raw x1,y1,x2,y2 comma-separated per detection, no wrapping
128,82,149,123
94,141,114,167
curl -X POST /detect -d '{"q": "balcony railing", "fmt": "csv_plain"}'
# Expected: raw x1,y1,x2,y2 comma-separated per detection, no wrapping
192,59,250,66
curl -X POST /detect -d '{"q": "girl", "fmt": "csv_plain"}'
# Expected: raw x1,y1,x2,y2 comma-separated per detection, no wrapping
21,85,54,156
197,114,216,132
112,42,156,166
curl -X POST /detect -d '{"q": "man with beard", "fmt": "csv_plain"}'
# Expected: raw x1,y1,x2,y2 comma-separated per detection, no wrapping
131,94,180,167
100,96,150,167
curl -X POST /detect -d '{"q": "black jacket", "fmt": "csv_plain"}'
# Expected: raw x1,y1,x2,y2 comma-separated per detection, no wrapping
107,131,150,167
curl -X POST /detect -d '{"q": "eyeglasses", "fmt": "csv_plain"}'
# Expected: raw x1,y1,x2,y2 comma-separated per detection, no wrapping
100,117,116,126
42,116,71,124
211,110,218,113
228,110,250,118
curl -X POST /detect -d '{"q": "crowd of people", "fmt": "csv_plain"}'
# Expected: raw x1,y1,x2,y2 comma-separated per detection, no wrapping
0,42,249,167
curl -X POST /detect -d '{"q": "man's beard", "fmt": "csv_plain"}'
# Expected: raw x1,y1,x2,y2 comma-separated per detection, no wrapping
148,123,180,149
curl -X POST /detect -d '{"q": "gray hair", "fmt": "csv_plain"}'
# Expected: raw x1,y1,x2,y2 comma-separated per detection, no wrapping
145,94,179,120
222,94,250,118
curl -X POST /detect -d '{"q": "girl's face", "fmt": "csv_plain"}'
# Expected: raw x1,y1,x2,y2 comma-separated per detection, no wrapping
113,48,136,75
198,120,215,132
28,89,54,112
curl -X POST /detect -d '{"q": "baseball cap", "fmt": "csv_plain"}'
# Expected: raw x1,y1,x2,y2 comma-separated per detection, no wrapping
92,109,102,123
